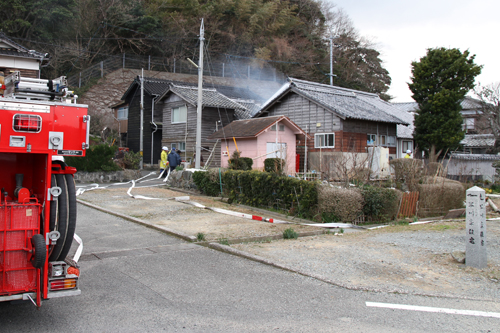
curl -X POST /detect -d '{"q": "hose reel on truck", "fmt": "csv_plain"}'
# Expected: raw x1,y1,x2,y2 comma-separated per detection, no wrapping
0,71,89,307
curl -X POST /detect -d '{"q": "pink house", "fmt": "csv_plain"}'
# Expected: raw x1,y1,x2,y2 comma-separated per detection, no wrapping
207,115,309,175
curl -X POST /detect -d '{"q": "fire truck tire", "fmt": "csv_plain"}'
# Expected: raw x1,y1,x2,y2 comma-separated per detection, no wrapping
49,174,69,261
49,174,58,232
31,234,46,269
57,174,77,261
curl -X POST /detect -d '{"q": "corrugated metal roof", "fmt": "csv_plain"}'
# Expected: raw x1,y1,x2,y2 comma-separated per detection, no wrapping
258,78,408,125
460,134,495,148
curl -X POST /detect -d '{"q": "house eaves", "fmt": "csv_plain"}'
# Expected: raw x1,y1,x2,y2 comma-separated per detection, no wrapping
0,33,49,64
208,115,310,140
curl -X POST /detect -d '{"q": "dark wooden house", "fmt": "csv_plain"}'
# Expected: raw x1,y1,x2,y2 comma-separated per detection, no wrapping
156,84,250,166
121,77,172,165
121,77,262,166
256,78,409,173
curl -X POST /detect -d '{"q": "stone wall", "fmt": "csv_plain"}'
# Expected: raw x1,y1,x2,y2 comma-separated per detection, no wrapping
73,169,151,183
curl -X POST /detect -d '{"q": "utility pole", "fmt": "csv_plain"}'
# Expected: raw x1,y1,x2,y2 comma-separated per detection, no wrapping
330,35,333,86
329,35,339,86
140,68,144,169
195,19,205,169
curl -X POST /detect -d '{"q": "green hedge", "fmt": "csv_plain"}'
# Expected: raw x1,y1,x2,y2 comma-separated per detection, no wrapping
264,158,285,174
361,185,400,222
65,144,121,172
193,169,318,218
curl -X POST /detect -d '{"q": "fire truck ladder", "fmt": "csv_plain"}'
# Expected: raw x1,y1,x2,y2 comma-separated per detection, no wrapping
2,71,77,103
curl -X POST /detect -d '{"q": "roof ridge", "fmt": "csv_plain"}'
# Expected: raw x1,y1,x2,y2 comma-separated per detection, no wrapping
289,77,379,98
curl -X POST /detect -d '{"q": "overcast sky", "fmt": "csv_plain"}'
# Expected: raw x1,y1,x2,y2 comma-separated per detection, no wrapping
331,0,499,102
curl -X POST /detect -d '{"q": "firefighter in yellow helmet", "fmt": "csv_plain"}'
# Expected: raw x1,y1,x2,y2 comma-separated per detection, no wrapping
160,146,169,177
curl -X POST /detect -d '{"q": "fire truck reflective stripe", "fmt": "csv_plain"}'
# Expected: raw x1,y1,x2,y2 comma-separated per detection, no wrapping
0,101,50,113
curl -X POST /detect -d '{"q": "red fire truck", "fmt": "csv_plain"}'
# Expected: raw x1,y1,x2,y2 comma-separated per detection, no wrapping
0,72,89,307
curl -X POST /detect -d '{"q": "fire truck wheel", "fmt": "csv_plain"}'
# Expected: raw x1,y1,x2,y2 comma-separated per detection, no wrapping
31,234,46,269
49,174,58,231
49,174,69,261
57,174,77,261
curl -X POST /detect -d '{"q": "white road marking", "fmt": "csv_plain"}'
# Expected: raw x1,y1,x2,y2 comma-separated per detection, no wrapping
366,302,500,319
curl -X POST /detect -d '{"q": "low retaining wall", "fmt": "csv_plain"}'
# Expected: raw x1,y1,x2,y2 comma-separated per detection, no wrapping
73,169,154,183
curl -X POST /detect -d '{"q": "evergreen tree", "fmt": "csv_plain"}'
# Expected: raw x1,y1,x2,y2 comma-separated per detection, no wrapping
408,47,482,161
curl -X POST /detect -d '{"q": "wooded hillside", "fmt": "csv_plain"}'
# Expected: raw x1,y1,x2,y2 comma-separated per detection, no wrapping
1,0,392,99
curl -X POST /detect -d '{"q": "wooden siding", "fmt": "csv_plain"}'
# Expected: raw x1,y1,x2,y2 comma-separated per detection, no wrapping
1,68,38,78
343,119,396,136
267,93,342,134
161,95,236,167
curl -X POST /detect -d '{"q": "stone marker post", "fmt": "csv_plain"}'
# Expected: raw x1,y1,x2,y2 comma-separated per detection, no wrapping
466,186,487,268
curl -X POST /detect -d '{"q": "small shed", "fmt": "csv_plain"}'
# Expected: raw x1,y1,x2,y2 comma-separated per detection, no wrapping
208,115,309,175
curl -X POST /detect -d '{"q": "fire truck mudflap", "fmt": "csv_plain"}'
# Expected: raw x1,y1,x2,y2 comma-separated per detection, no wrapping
0,72,89,307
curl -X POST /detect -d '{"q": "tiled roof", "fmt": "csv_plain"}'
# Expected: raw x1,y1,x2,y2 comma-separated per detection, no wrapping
450,153,500,161
460,134,495,148
461,96,482,111
168,84,247,112
391,103,416,139
208,115,305,139
393,97,482,114
0,33,48,61
259,78,409,125
121,77,260,119
392,102,419,113
121,77,177,100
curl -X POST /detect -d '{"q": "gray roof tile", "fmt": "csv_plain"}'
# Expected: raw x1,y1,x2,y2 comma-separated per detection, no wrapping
451,153,500,161
460,134,495,148
260,78,409,125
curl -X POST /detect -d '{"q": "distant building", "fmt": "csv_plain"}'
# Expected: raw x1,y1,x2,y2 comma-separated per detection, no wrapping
393,97,491,154
0,33,49,79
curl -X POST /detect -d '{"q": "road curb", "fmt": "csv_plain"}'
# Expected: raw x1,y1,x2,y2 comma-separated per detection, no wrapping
77,199,197,242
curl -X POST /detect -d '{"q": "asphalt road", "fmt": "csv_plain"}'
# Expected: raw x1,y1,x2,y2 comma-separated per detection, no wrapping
1,203,499,332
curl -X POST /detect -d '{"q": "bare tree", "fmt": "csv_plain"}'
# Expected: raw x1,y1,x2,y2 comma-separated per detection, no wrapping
475,83,500,153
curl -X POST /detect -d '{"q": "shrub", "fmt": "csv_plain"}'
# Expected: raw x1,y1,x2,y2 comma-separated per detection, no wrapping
228,151,252,170
221,169,318,219
418,177,465,217
283,228,298,239
65,144,121,172
123,150,142,169
361,186,401,222
264,158,285,174
318,186,364,222
390,158,423,191
192,170,221,197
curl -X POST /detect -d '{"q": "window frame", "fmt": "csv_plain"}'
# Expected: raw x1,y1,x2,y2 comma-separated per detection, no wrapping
171,105,187,124
314,133,335,148
367,134,377,146
117,106,128,120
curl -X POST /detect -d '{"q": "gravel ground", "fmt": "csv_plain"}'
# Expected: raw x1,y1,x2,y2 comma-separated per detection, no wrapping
77,183,500,301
